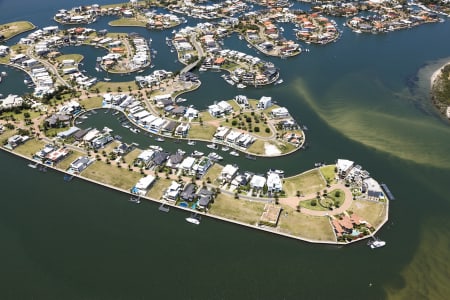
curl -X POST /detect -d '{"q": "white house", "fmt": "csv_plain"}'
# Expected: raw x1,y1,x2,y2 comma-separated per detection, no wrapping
133,175,156,196
257,96,272,109
220,164,239,182
250,174,266,190
266,171,282,193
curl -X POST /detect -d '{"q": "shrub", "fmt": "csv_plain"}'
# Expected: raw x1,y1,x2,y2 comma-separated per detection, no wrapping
254,126,260,132
265,128,270,133
311,199,317,206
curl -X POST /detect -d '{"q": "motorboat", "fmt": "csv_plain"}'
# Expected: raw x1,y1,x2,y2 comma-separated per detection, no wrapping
186,217,200,225
149,145,163,151
187,140,196,146
208,152,223,161
368,238,386,249
192,150,204,157
206,143,218,150
229,150,239,157
221,146,229,152
155,137,165,142
274,79,283,85
176,97,187,103
130,127,140,134
237,83,246,89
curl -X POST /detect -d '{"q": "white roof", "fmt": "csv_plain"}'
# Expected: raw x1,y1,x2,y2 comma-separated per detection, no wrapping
267,172,282,190
337,159,354,172
221,164,238,176
250,175,266,188
135,175,156,190
180,156,196,169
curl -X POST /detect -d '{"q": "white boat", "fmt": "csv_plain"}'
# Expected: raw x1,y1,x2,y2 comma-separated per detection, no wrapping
129,196,141,204
192,150,204,157
187,140,196,146
208,152,223,161
186,217,200,225
155,137,165,142
130,128,140,134
236,83,246,89
274,79,283,85
206,143,218,149
149,145,163,151
199,67,207,72
221,146,229,152
177,149,186,155
104,77,111,81
368,238,386,249
229,150,239,157
176,97,187,103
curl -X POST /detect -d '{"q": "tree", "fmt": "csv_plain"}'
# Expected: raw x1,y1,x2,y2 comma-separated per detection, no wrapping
265,127,270,134
296,190,301,197
254,126,260,132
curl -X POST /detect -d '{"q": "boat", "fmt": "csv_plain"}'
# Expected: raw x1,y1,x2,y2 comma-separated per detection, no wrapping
176,97,187,103
268,169,284,176
314,162,324,167
177,149,186,155
237,83,246,89
221,146,229,152
229,150,239,157
274,79,283,85
129,195,141,204
206,143,218,149
187,140,196,146
130,127,140,134
367,238,386,249
192,150,204,157
149,145,163,151
208,152,223,161
28,162,38,168
185,217,200,225
245,154,257,160
155,137,165,142
186,213,200,225
199,67,207,72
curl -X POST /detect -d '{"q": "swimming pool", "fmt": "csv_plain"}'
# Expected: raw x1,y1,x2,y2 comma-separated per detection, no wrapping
179,202,189,208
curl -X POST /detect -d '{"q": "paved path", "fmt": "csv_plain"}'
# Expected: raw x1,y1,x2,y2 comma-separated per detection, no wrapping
279,183,353,217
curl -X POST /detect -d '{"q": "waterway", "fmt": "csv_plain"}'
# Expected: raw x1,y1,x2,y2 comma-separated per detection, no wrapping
0,0,449,299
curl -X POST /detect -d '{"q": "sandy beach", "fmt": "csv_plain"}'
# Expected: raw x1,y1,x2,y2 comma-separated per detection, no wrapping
430,60,450,87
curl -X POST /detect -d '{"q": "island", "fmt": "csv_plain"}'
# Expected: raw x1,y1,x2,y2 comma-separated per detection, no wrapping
431,62,450,119
0,0,408,245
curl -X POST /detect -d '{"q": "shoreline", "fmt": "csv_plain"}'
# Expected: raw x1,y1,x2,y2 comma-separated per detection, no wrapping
0,145,388,246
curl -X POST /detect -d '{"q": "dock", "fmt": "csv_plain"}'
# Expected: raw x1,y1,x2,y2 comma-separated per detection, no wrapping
381,183,395,200
63,174,74,182
158,203,170,212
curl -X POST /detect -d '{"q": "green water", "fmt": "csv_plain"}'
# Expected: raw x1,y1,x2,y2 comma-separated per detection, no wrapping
1,0,450,298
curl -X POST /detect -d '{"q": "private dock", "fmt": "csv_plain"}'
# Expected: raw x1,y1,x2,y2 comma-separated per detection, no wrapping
158,203,170,212
381,183,395,201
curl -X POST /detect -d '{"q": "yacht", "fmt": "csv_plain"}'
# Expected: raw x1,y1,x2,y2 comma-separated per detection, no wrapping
229,150,239,157
155,137,165,142
104,77,111,81
149,145,163,151
186,216,200,225
237,83,246,89
192,150,204,157
208,152,223,161
274,79,283,85
206,143,218,150
368,238,386,249
187,140,196,146
130,127,140,134
221,146,229,152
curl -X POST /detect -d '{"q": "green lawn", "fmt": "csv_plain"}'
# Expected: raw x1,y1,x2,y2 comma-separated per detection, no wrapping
148,178,172,200
320,165,337,184
57,150,84,170
1,109,42,122
299,198,329,211
14,139,46,157
124,148,141,165
277,206,336,242
246,139,265,155
209,194,265,225
0,21,35,40
204,163,223,183
283,169,326,197
56,54,83,64
109,19,146,27
349,199,388,229
188,124,217,140
82,161,142,190
80,96,104,110
90,81,138,94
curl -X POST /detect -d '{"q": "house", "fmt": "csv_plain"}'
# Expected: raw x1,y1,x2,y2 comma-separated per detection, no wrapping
184,107,198,119
6,135,29,149
0,94,24,110
91,133,113,149
271,107,290,119
231,172,252,188
166,152,184,169
163,181,182,201
363,177,384,199
196,188,215,211
161,120,177,135
33,144,57,161
336,159,354,178
135,149,155,167
225,130,241,144
180,183,196,202
235,95,249,108
257,96,272,109
45,113,71,128
174,123,190,137
214,126,230,140
192,157,212,175
44,147,71,166
151,151,169,167
220,164,239,183
250,174,266,190
266,171,283,193
69,156,93,173
113,142,133,155
179,156,197,175
132,175,156,196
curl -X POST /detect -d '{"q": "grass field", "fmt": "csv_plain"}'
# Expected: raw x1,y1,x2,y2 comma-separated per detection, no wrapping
57,150,84,170
278,206,336,242
56,54,84,64
349,199,388,229
0,21,35,40
246,139,265,155
188,124,217,140
80,96,104,110
283,169,326,196
299,198,329,211
209,194,265,225
148,178,172,200
203,163,223,183
320,165,337,184
109,19,146,27
14,139,46,157
82,161,142,190
90,81,138,94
